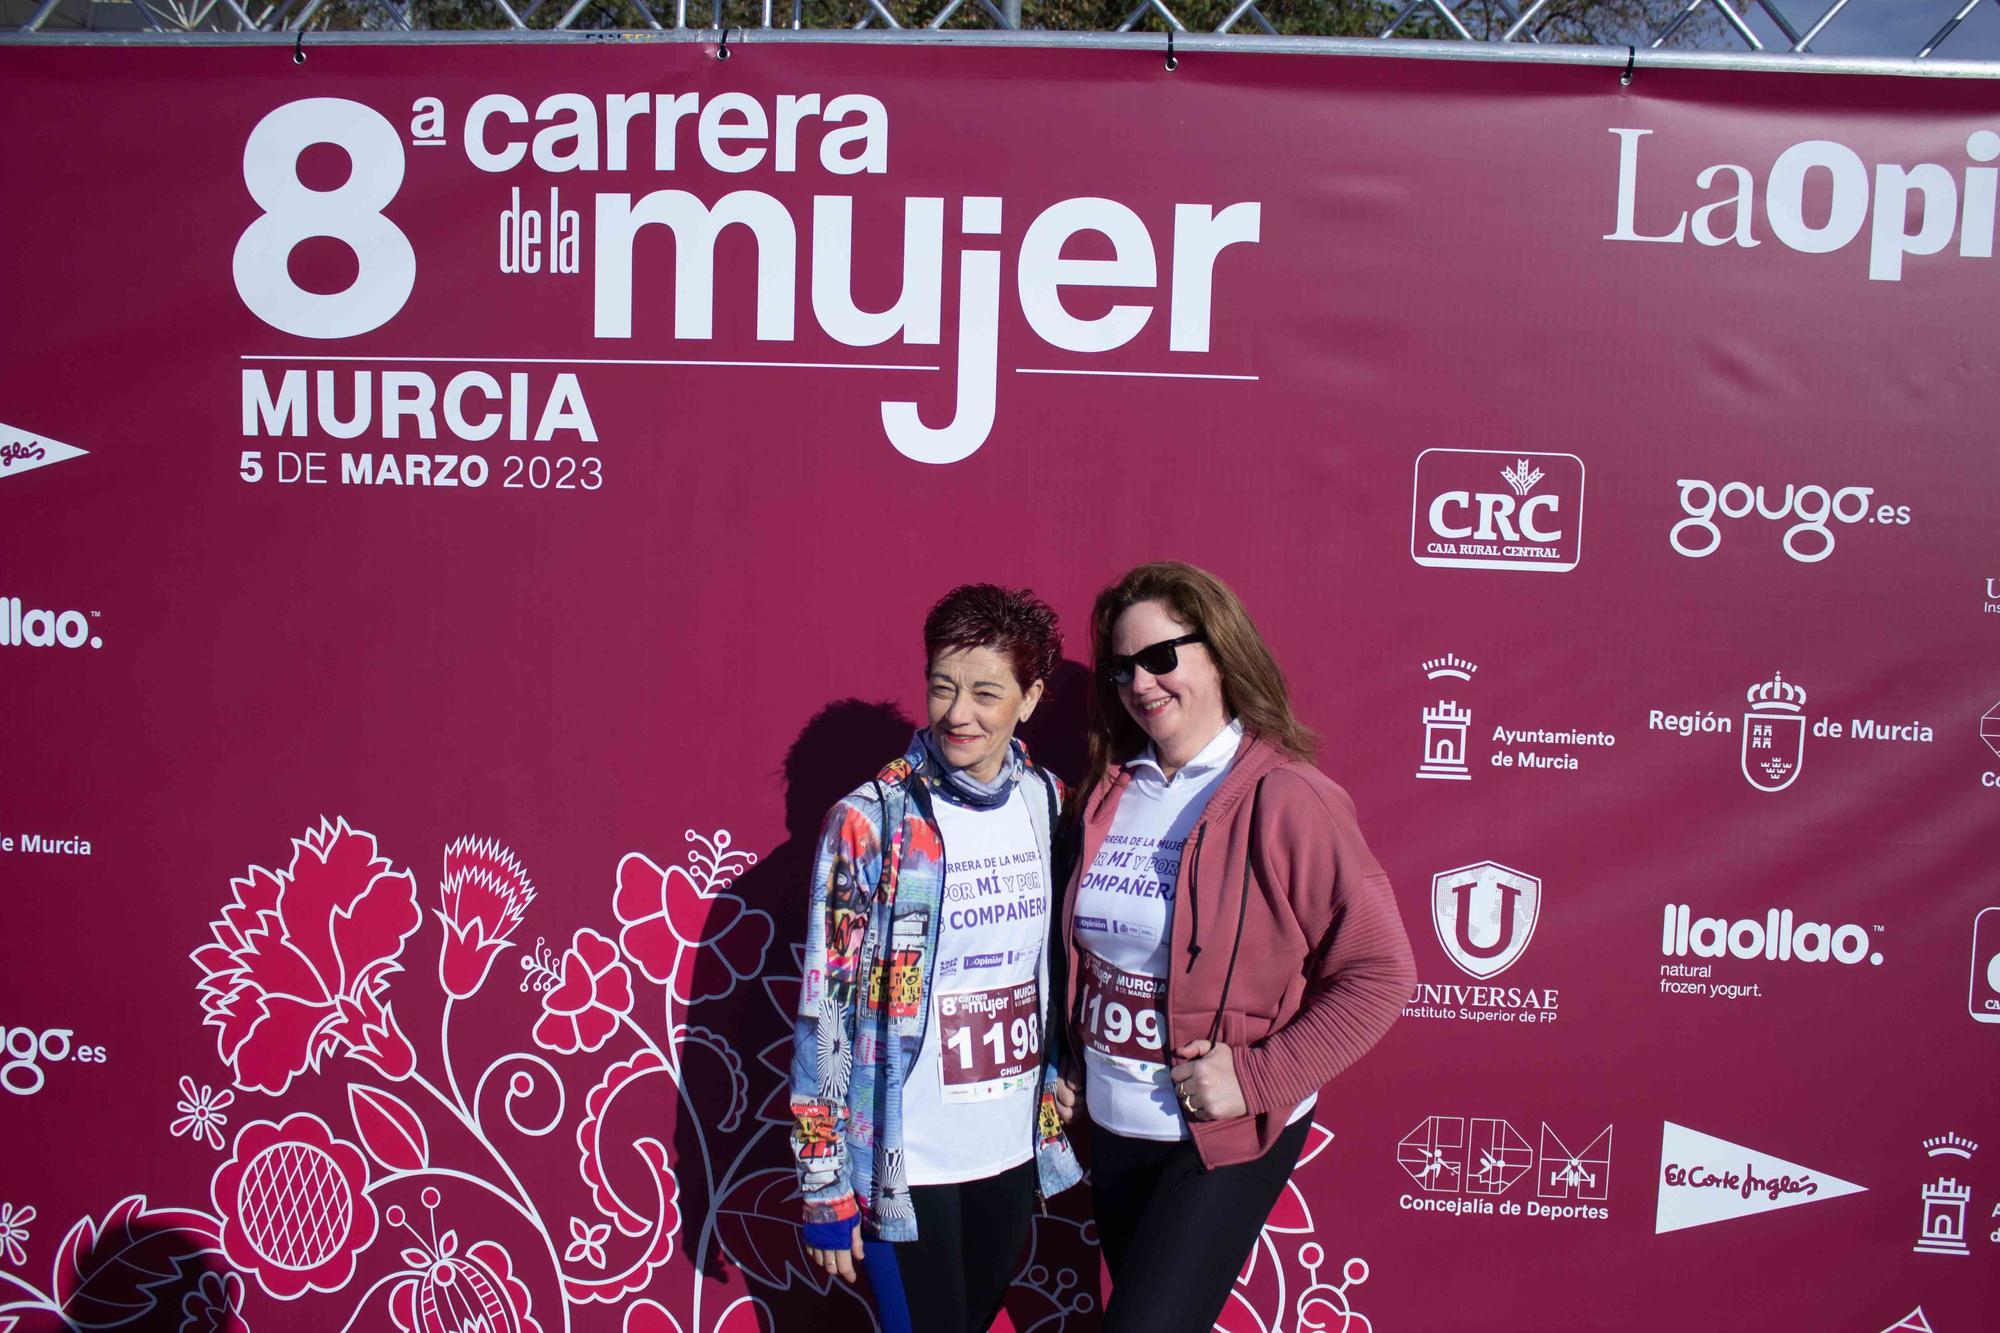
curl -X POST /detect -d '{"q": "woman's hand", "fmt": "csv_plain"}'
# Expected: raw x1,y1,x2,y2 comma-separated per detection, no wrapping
1054,1067,1083,1124
1169,1039,1247,1121
807,1224,865,1284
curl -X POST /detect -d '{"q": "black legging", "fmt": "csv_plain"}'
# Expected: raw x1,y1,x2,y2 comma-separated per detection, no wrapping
1090,1115,1313,1333
861,1158,1036,1333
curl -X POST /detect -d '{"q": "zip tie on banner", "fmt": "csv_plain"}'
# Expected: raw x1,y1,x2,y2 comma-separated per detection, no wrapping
717,26,732,59
294,30,306,64
1620,45,1634,86
1165,29,1178,72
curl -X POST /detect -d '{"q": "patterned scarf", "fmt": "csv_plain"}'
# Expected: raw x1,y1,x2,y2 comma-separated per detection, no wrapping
917,727,1026,810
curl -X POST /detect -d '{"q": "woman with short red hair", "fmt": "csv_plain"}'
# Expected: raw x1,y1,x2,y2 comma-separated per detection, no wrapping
788,584,1082,1333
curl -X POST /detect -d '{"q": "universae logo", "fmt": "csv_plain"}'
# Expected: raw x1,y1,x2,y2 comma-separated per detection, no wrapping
1410,450,1585,572
1431,861,1541,980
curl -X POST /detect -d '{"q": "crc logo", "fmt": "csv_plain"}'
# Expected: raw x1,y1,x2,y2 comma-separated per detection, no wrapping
0,597,103,650
1669,480,1911,563
2,1026,107,1096
1411,450,1585,572
1431,861,1540,979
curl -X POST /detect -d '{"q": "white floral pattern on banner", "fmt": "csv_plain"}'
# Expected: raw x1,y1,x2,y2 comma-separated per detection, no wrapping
0,1205,30,1268
0,819,1375,1333
179,1270,251,1333
172,1076,235,1151
566,1218,611,1270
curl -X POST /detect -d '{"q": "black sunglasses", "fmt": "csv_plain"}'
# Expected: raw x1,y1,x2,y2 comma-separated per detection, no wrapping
1103,633,1206,686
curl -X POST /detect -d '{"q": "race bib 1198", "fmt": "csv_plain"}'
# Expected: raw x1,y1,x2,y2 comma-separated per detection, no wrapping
938,979,1041,1102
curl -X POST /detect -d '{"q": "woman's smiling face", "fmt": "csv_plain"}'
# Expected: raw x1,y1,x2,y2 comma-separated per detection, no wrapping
927,645,1042,784
1112,599,1226,761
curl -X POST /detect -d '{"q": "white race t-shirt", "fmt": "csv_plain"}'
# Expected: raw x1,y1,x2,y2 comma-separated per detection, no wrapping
901,782,1050,1185
1074,720,1314,1139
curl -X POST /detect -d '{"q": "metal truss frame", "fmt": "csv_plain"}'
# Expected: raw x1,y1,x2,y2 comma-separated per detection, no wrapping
8,0,2000,72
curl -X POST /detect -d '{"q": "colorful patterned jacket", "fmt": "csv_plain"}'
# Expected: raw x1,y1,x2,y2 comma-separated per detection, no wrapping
788,732,1083,1247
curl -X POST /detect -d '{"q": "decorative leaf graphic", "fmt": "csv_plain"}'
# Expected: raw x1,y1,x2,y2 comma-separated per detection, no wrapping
1263,1181,1313,1235
711,1295,775,1333
710,1168,829,1295
51,1195,222,1329
622,1299,685,1333
1215,1286,1273,1333
1297,1120,1336,1169
348,1083,430,1172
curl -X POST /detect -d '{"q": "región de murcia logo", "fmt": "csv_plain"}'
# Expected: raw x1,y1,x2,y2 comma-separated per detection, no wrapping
1647,671,1933,793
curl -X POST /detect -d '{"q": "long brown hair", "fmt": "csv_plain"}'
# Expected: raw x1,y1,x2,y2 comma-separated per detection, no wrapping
1082,561,1316,808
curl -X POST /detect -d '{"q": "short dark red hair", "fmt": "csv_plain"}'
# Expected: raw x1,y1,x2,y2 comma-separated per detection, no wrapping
923,584,1062,692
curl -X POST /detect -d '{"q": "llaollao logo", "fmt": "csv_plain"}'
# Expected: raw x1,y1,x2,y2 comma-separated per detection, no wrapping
0,597,103,650
1661,904,1883,968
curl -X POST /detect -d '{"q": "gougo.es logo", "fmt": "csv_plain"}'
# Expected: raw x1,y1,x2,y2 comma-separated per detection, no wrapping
1,1025,108,1096
1670,480,1911,563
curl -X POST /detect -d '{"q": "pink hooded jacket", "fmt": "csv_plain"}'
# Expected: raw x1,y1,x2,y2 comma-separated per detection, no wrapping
1063,732,1416,1168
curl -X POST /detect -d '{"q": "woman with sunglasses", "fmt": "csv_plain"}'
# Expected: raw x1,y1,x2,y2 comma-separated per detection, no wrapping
789,584,1082,1333
1054,561,1414,1333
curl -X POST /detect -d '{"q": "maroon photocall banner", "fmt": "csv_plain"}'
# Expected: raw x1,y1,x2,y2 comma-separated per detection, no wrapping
1,37,1996,1333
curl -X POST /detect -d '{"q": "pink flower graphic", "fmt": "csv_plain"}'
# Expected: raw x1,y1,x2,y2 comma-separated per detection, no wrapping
179,1270,250,1333
0,1201,32,1266
532,928,632,1054
170,1076,234,1151
613,837,770,1004
564,1217,611,1270
212,1113,379,1300
387,1190,543,1333
192,818,421,1094
436,836,536,999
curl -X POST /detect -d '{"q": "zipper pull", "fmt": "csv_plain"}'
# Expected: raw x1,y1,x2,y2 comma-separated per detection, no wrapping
1184,826,1207,973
